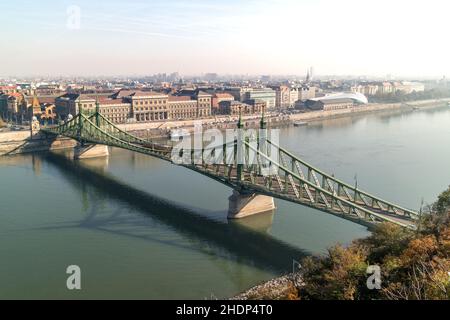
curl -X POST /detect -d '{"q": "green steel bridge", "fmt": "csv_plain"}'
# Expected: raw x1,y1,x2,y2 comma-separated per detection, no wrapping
41,109,419,229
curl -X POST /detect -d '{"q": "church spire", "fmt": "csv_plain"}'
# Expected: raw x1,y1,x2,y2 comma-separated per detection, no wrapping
32,94,40,108
31,94,41,118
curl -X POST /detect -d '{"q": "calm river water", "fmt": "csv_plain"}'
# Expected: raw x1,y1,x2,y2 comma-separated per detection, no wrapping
1,106,449,299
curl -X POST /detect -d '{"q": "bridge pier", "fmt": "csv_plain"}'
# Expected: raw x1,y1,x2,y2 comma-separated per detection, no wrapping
74,144,109,160
228,190,275,219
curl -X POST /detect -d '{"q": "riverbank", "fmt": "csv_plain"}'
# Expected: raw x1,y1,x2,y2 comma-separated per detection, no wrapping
0,98,448,156
232,186,450,301
288,98,450,123
0,131,76,156
118,98,450,137
231,273,302,300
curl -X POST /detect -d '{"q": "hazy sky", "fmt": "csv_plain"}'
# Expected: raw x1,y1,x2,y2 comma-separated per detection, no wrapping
1,0,449,77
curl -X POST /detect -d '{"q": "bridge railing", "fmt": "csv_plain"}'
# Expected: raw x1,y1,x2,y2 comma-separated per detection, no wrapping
41,111,418,228
86,113,149,144
264,139,419,219
239,141,416,228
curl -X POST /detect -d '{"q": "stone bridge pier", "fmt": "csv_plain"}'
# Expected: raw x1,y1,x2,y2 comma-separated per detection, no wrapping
228,190,276,219
74,144,109,160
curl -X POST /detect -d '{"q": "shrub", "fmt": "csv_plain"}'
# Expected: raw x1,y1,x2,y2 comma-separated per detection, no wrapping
297,187,450,300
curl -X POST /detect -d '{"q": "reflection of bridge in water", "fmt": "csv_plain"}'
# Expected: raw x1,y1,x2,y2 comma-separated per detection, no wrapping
41,106,419,229
42,152,308,273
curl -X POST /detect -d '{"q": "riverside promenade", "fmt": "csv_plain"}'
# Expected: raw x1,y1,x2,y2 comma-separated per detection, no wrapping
116,98,450,134
1,98,448,156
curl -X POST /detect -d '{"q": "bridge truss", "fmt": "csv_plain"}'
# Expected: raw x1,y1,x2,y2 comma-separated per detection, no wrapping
41,111,419,229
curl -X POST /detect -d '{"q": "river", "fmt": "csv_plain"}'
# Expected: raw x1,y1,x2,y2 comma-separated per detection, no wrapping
0,106,449,299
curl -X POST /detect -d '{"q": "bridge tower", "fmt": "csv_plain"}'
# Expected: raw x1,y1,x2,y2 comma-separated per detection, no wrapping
95,96,100,127
74,100,109,160
228,106,275,219
236,105,244,182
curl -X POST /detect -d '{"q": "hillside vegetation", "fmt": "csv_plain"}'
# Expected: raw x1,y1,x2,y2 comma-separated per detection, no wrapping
296,186,450,300
237,186,450,300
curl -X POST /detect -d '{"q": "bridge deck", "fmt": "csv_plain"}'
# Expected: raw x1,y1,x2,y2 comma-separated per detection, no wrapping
189,163,417,229
41,112,419,229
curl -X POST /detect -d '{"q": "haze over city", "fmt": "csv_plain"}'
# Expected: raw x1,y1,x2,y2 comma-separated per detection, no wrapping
1,0,450,305
1,0,449,78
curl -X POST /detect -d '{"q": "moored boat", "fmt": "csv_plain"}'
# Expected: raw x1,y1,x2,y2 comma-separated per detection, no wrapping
293,121,308,127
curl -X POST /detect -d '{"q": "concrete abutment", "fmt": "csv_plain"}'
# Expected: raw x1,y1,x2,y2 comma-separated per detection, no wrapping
228,190,276,219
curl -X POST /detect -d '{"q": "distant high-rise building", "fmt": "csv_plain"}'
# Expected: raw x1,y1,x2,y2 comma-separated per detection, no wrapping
260,75,271,83
204,73,218,82
306,67,314,83
244,88,276,109
224,87,252,102
168,72,180,82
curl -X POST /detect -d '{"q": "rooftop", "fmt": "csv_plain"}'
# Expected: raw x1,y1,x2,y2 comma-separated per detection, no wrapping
213,93,234,99
321,98,354,105
168,95,193,102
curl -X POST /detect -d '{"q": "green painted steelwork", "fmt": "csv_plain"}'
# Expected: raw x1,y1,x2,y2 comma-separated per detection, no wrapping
41,111,419,229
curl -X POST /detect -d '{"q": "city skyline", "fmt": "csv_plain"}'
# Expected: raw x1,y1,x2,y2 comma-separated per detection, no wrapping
1,0,450,78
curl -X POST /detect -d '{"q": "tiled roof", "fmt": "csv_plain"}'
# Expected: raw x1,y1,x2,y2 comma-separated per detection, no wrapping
57,93,95,101
99,99,130,105
197,91,211,96
213,93,234,99
129,91,167,97
168,95,192,102
113,90,136,99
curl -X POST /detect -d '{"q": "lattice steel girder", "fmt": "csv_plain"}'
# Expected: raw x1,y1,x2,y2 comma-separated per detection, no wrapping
266,140,418,219
41,111,418,229
242,141,416,228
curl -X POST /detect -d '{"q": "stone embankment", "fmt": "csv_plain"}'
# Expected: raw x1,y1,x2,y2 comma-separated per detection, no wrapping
118,98,450,136
231,273,303,300
0,130,76,156
1,98,447,156
288,98,450,122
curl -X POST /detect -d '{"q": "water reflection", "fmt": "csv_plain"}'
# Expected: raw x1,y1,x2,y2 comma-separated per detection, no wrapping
228,211,275,233
41,152,309,273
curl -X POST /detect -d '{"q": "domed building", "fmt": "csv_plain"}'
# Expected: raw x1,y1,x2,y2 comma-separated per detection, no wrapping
310,92,368,105
303,92,368,111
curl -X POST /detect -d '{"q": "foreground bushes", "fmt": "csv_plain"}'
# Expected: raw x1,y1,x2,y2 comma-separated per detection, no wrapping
297,186,450,300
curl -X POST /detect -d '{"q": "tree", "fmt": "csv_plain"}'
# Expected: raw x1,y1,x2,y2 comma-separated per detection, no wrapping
434,186,450,214
296,187,450,300
299,244,369,300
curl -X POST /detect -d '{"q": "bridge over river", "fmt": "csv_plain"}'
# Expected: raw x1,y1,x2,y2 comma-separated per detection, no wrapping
41,105,419,229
